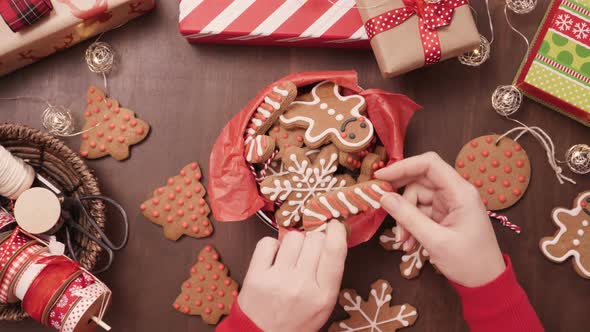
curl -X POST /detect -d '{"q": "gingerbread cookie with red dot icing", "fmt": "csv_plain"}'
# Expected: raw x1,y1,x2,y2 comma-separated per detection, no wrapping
80,85,150,161
173,245,239,325
358,152,386,183
455,135,531,210
140,162,212,241
268,124,306,160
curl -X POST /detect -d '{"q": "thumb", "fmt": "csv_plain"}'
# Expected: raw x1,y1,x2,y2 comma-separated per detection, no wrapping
380,192,446,246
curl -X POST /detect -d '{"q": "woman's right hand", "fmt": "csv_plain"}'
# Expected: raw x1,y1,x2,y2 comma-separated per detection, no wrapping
375,152,506,288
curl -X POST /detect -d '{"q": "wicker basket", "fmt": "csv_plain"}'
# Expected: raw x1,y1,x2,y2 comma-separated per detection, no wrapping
0,123,105,321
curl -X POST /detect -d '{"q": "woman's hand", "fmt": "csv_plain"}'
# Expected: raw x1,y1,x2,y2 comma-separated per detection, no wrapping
376,152,506,288
238,221,347,332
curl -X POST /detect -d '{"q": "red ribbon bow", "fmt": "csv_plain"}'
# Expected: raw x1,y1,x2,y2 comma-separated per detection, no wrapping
364,0,468,65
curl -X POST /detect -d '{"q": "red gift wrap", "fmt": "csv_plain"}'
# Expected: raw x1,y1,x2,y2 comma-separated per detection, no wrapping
179,0,369,48
208,70,420,247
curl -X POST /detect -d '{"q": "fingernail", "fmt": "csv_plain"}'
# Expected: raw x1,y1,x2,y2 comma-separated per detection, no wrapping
395,228,401,242
403,241,411,251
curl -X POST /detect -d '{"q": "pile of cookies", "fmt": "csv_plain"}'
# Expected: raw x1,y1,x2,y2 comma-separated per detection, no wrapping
243,80,394,232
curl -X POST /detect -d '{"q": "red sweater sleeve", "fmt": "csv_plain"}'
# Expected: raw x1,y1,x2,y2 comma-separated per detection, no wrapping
216,300,264,332
451,254,544,332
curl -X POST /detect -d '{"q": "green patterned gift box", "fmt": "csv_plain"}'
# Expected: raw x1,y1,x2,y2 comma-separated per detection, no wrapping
515,0,590,126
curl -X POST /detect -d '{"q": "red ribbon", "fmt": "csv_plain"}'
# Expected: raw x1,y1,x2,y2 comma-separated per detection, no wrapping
22,255,80,324
364,0,468,65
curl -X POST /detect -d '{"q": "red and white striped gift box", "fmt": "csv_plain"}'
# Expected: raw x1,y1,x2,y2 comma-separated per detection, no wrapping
178,0,370,48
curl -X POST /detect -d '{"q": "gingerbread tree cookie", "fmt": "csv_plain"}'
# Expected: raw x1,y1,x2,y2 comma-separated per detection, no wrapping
302,180,393,232
140,162,212,241
260,145,354,228
380,226,431,279
280,81,374,153
540,191,590,279
455,135,531,210
80,85,150,160
173,245,239,325
329,279,418,332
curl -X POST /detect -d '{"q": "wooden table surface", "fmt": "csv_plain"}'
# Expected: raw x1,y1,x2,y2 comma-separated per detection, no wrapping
1,0,589,331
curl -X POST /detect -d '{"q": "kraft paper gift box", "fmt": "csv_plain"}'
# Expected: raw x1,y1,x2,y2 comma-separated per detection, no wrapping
0,0,155,77
355,0,480,78
178,0,370,48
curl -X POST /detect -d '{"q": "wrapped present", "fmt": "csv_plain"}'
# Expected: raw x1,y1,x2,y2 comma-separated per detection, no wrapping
0,0,155,77
208,70,420,247
0,0,53,32
355,0,480,78
178,0,370,48
514,0,590,127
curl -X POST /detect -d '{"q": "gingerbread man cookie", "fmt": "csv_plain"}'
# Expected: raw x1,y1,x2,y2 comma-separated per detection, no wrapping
244,135,275,164
455,135,531,210
358,152,386,183
80,86,150,160
329,279,418,332
173,245,239,325
540,191,590,279
244,81,298,144
280,81,374,153
260,145,355,228
268,125,306,160
302,180,393,232
140,162,212,241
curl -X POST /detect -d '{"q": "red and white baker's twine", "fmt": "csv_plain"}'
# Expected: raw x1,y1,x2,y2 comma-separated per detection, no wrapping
487,211,521,234
364,0,467,65
249,149,279,182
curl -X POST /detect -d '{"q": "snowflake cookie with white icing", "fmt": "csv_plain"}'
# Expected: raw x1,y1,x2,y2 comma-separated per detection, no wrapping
329,279,418,332
260,145,355,228
540,191,590,279
380,226,431,280
280,81,374,153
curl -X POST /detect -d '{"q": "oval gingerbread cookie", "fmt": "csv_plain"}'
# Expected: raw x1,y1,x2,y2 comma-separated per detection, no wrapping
455,135,531,210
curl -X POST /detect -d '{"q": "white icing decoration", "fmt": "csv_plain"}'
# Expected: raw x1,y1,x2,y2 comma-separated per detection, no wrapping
540,193,590,278
245,136,268,162
338,282,417,331
371,184,387,195
401,245,427,277
273,85,289,97
328,109,336,115
260,152,347,226
264,96,281,110
354,187,380,209
257,107,271,118
319,196,340,218
251,118,263,126
279,80,374,149
337,192,358,214
574,239,581,246
302,208,327,222
320,103,328,109
335,114,344,121
578,229,585,236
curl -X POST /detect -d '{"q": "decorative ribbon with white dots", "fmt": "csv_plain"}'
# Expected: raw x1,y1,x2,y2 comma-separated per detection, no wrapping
364,0,468,65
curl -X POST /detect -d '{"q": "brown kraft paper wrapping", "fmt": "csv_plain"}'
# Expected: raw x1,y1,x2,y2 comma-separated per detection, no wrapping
355,0,480,78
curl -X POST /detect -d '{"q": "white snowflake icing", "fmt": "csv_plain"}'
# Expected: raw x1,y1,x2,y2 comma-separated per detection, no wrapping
69,284,82,293
574,22,590,39
400,245,429,277
338,282,417,332
556,14,573,31
261,151,348,226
